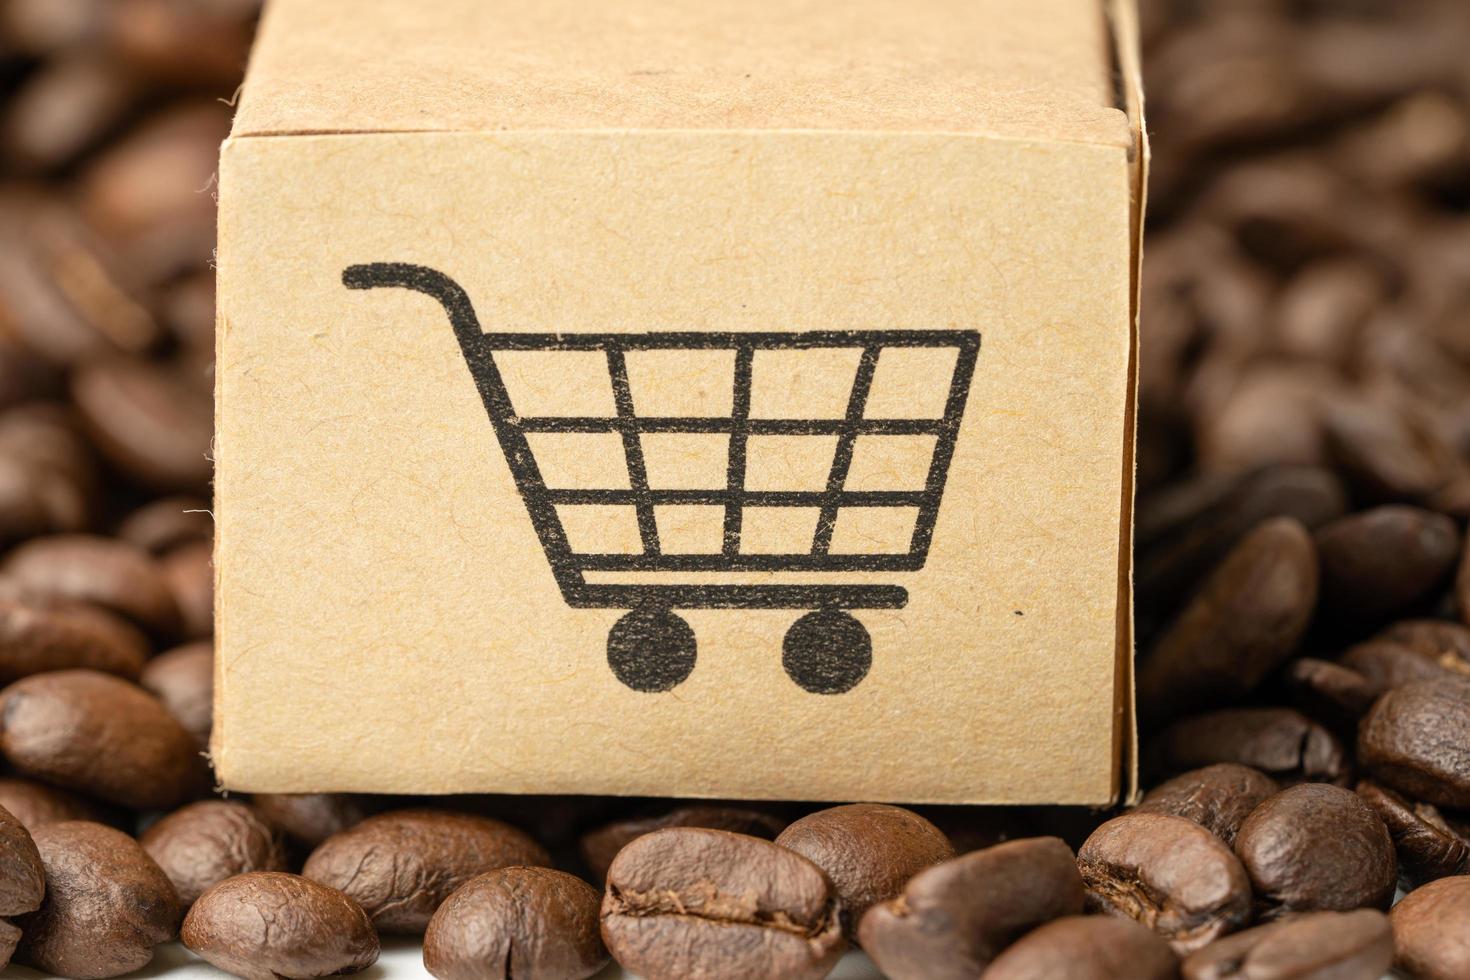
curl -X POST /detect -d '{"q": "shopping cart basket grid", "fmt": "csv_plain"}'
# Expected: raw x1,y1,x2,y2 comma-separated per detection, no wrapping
344,263,980,695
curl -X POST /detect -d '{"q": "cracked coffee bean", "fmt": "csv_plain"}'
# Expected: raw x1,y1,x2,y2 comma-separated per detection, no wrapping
1148,707,1349,785
251,793,370,848
141,800,288,907
859,836,1084,980
1390,874,1470,980
1356,780,1470,885
0,804,45,968
774,802,953,938
1358,679,1470,809
982,915,1179,980
600,827,844,980
1180,908,1393,980
1078,811,1252,954
1233,783,1396,919
424,866,607,980
16,820,180,978
579,804,785,882
1135,764,1278,845
182,871,379,980
302,808,550,934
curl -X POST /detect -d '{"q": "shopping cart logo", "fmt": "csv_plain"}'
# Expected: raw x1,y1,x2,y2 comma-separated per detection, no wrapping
344,263,981,695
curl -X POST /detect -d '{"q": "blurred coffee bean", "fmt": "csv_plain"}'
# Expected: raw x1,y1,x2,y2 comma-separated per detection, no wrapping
16,820,180,978
141,800,287,907
251,793,369,848
0,804,45,969
982,915,1179,980
1,533,179,635
107,0,253,86
138,640,212,746
1078,811,1251,954
0,403,97,540
302,808,550,935
1315,506,1461,623
1283,657,1380,734
1180,908,1393,980
0,669,208,809
182,872,379,980
0,55,136,171
1357,779,1470,885
1339,638,1463,694
1134,763,1278,845
1390,874,1470,980
859,837,1083,979
1138,517,1317,721
0,589,148,682
1359,679,1470,808
116,495,211,554
1325,397,1456,504
423,867,607,980
774,803,954,938
162,540,212,639
579,804,785,881
0,777,112,832
0,0,107,55
1374,618,1470,661
1149,707,1349,785
1233,783,1397,919
70,357,213,493
600,827,844,980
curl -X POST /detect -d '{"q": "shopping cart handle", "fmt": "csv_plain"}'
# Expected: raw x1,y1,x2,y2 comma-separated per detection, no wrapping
342,263,484,350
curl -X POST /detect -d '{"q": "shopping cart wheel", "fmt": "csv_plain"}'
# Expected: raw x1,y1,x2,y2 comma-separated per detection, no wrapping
782,609,871,694
607,607,697,692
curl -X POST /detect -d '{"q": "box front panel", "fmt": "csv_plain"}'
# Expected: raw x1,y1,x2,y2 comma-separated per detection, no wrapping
216,130,1132,803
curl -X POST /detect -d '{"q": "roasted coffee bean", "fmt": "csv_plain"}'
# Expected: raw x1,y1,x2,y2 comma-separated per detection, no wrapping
579,804,785,881
982,914,1179,980
858,836,1084,980
1139,518,1317,722
182,872,380,980
1149,707,1348,785
1233,783,1396,919
1359,679,1470,809
0,669,208,809
1078,811,1251,954
139,640,212,745
161,540,212,639
1180,908,1393,980
0,55,137,171
16,820,180,978
1315,506,1461,622
0,804,45,969
0,777,111,831
303,808,550,934
251,792,369,847
1374,619,1470,662
70,357,213,494
424,867,607,980
600,827,844,980
1135,764,1278,845
1,534,180,635
116,495,213,554
1324,398,1456,505
1390,874,1470,980
774,802,953,937
1339,639,1462,692
141,800,288,907
1282,658,1379,731
0,590,149,682
1357,780,1470,885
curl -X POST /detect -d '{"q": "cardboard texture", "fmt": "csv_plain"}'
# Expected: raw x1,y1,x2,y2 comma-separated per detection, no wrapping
216,0,1147,804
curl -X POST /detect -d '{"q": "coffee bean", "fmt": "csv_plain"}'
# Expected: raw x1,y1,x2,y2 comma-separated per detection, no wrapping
1359,679,1470,809
1390,874,1470,980
1282,658,1379,731
0,55,137,171
182,871,379,980
1356,779,1470,885
423,866,607,980
116,495,213,554
1135,763,1279,845
858,836,1084,980
1325,398,1456,504
1180,908,1393,980
1459,535,1470,626
140,800,287,908
579,804,785,881
0,590,149,683
138,640,212,746
774,803,953,937
0,669,208,809
1374,618,1470,662
0,777,113,831
251,793,369,848
70,357,213,494
982,914,1179,980
303,808,549,934
1148,707,1349,785
1339,639,1462,692
1233,783,1396,919
600,827,844,980
1139,518,1317,721
1315,506,1461,622
1,534,180,635
161,540,212,639
1078,811,1251,954
16,820,180,978
0,804,45,969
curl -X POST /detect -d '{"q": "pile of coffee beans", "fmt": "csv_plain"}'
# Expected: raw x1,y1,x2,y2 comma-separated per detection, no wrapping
0,0,1467,978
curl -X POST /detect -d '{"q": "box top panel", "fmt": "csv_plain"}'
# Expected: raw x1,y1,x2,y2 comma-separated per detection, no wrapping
233,0,1129,146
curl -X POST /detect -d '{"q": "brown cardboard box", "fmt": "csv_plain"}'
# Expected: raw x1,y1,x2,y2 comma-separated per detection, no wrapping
215,0,1147,804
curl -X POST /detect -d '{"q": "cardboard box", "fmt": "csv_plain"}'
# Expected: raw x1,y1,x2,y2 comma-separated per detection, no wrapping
215,0,1147,804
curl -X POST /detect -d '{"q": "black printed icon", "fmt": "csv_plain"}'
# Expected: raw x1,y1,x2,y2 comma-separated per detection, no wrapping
343,263,980,694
